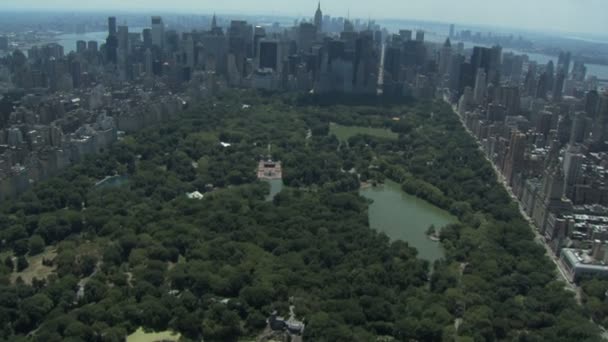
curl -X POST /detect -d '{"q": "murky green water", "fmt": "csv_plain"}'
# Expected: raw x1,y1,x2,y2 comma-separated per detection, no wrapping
265,179,284,201
360,180,457,262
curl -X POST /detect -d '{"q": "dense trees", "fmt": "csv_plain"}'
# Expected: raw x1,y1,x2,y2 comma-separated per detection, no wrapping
0,90,601,341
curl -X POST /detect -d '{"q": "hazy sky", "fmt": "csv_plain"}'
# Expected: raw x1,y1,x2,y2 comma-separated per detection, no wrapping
3,0,608,36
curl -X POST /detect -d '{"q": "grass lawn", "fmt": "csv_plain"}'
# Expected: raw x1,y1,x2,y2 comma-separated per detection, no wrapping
10,247,57,285
329,123,398,143
126,327,181,342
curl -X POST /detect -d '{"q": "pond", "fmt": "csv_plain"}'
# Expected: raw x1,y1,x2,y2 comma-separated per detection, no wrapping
360,180,457,263
265,179,284,201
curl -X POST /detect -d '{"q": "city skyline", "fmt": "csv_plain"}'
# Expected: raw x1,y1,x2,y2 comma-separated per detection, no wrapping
2,0,608,37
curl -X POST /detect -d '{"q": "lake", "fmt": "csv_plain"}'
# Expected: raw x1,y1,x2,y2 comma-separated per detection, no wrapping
360,180,457,263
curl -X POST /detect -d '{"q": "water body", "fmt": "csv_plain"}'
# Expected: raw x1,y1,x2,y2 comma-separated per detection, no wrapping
265,179,283,202
95,175,129,189
424,34,608,81
360,180,457,263
56,28,147,53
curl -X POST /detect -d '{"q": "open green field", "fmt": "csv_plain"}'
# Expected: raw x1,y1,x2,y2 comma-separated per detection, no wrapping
329,123,398,142
126,328,181,342
10,247,57,285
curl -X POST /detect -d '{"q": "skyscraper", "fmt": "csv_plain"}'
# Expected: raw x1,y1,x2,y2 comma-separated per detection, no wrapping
151,16,165,49
504,131,527,185
314,2,323,32
473,68,486,104
557,51,571,74
143,29,152,50
553,71,565,101
108,16,117,36
106,17,118,64
0,36,8,50
399,30,412,41
258,40,279,70
298,22,316,53
438,38,452,78
449,24,455,38
471,46,491,85
211,14,218,30
415,30,425,42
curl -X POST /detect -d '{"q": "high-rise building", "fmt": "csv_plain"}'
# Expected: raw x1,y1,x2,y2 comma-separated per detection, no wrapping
557,51,571,74
253,26,266,58
314,2,323,32
152,16,165,49
472,46,491,84
572,61,587,82
117,25,129,53
553,71,565,101
87,40,98,53
586,90,600,118
0,36,8,50
592,93,608,143
298,22,316,53
546,60,555,91
143,29,152,50
211,13,218,30
399,30,412,41
570,112,587,144
497,85,520,116
449,24,455,38
258,40,279,70
384,45,402,83
415,30,425,42
343,19,355,33
473,68,487,104
106,17,118,64
76,40,87,54
438,38,452,77
563,148,583,198
504,131,527,185
108,16,117,36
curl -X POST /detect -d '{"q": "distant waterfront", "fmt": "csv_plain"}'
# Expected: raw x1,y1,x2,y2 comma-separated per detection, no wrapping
55,28,147,53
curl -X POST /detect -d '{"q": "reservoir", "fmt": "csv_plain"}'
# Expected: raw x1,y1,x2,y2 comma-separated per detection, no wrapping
361,180,457,263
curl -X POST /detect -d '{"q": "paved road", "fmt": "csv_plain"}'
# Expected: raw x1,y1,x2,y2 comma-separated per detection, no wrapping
446,99,582,302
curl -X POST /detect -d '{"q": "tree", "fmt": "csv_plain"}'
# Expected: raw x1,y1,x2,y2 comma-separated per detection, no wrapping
28,235,45,256
4,257,14,272
16,256,29,272
21,293,54,323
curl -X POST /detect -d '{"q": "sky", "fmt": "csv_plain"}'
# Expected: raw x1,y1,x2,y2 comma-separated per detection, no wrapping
2,0,608,36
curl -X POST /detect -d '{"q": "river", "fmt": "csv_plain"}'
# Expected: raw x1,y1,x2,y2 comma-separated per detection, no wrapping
360,180,457,263
55,28,147,53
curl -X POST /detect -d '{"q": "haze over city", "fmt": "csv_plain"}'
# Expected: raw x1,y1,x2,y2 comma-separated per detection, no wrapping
3,0,608,36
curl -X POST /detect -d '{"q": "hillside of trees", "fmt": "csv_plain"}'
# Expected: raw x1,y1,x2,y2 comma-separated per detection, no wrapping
0,90,601,341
